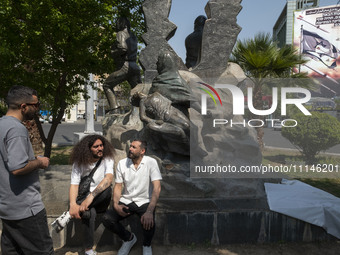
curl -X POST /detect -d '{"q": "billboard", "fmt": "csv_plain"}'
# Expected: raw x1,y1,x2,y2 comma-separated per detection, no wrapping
294,5,340,97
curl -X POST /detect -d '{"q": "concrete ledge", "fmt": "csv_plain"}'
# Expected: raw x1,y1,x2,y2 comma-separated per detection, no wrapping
48,208,336,249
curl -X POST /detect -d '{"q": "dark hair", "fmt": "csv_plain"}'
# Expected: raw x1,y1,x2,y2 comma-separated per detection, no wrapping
130,92,147,107
133,139,147,153
6,85,38,109
130,92,141,107
70,135,115,168
116,17,130,32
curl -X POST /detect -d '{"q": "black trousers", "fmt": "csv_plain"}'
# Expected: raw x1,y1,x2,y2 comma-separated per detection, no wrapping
81,186,112,249
103,202,155,246
1,209,54,255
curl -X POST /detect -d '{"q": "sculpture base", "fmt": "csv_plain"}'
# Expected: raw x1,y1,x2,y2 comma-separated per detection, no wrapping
36,166,336,249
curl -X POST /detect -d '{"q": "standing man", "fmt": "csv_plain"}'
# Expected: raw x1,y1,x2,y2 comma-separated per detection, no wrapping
0,85,54,254
54,135,115,255
103,139,162,255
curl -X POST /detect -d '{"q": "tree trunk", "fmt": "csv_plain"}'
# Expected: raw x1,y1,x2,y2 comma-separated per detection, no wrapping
24,119,44,155
45,74,69,157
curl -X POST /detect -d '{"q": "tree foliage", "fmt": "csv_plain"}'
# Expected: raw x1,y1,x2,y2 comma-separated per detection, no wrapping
0,0,144,157
231,33,307,81
0,100,6,117
282,112,340,164
230,33,309,149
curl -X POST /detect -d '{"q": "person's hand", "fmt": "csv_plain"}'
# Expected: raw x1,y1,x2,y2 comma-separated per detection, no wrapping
37,156,50,169
141,211,154,230
114,203,130,217
155,120,164,125
69,204,81,219
79,193,94,213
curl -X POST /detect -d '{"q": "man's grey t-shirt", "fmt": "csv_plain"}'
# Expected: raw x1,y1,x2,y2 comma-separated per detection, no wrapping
0,116,44,220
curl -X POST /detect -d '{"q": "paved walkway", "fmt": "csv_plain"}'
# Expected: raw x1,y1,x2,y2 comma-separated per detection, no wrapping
54,241,340,255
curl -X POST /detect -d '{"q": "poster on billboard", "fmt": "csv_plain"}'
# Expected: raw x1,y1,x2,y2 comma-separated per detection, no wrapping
294,5,340,97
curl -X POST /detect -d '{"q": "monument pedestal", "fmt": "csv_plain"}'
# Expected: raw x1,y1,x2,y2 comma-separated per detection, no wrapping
38,166,336,249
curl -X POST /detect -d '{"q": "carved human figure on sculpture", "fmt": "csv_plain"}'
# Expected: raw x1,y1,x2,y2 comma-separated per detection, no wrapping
131,91,190,143
149,50,193,111
103,17,141,114
185,15,207,69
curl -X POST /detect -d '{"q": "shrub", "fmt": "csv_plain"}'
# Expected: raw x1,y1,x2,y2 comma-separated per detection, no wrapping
282,112,340,164
0,101,7,117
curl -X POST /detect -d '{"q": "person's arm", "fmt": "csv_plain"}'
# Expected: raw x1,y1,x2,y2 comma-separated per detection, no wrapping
141,180,161,230
139,98,156,124
69,184,81,219
79,173,113,213
111,30,128,56
116,30,128,53
113,182,130,217
11,156,50,176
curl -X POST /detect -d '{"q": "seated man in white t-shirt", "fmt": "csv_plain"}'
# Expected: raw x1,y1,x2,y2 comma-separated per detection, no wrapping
103,139,162,255
53,135,115,255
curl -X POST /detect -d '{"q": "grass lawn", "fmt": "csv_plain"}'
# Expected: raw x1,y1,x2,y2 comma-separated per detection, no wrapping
263,148,340,197
50,146,72,165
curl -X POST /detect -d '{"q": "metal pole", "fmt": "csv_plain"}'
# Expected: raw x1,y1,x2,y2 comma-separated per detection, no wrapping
84,74,95,133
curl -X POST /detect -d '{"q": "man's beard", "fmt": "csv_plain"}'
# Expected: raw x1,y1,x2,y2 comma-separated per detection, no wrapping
93,151,103,159
127,151,138,159
23,111,36,121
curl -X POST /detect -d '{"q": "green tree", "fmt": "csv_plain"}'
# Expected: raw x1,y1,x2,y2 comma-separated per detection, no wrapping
230,33,308,149
0,0,144,157
0,100,6,117
282,112,340,164
335,97,340,112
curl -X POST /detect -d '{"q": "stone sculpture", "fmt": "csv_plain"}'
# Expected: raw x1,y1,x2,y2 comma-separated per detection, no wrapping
102,0,263,199
193,0,242,79
139,0,186,82
98,1,299,245
131,91,189,144
185,15,207,69
103,17,141,113
149,51,192,111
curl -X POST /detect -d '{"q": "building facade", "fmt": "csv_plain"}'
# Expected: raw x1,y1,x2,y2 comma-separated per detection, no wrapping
273,0,319,47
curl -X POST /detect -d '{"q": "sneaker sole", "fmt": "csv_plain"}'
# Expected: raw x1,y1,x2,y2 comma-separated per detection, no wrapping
118,236,137,255
51,220,64,233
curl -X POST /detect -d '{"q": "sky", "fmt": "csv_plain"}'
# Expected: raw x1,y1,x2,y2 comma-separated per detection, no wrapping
167,0,339,61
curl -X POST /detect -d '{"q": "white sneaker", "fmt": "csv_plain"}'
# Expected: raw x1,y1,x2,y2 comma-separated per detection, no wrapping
51,211,71,233
117,233,137,255
143,246,152,255
85,249,97,255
